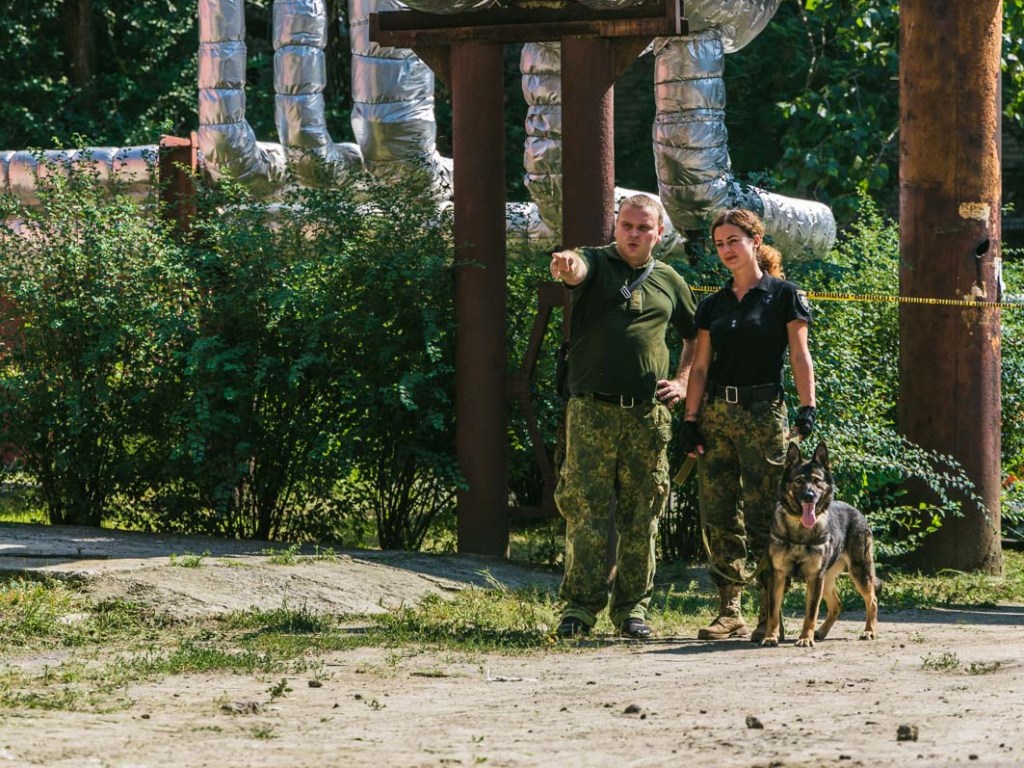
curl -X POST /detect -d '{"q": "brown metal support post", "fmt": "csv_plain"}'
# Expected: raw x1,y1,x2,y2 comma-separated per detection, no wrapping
559,36,621,569
451,41,509,557
560,36,617,248
899,0,1002,573
158,133,198,239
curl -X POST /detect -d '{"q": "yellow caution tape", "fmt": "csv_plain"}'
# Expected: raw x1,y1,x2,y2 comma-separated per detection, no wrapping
691,287,1024,310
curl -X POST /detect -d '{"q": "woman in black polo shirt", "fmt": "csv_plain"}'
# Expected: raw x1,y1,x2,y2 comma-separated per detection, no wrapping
681,208,816,642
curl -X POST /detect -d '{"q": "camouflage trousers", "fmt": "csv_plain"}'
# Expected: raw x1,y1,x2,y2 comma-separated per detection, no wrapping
697,396,789,588
555,395,672,626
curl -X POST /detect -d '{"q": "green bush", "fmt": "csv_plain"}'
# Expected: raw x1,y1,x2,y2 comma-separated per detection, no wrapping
149,171,460,545
0,153,194,525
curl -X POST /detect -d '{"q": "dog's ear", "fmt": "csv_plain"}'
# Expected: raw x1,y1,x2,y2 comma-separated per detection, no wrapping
785,441,802,472
813,441,830,471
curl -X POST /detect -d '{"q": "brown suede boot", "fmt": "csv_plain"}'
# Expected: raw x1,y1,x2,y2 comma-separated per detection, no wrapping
697,585,749,640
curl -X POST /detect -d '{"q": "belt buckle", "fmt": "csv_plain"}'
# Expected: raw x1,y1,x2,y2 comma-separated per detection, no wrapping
620,395,635,409
724,386,739,404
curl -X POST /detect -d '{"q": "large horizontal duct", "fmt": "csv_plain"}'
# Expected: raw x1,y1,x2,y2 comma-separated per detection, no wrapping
0,147,157,207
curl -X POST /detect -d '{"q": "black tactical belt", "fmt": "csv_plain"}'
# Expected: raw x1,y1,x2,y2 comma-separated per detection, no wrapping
708,383,782,407
575,392,656,409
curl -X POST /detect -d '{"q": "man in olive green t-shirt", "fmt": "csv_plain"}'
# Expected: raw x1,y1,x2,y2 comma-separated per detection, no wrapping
549,194,697,640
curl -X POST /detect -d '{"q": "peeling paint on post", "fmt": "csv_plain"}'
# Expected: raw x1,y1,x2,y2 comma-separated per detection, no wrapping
899,0,1003,573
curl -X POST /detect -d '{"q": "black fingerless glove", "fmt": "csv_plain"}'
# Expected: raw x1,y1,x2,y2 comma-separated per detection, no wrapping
794,405,816,438
679,420,703,454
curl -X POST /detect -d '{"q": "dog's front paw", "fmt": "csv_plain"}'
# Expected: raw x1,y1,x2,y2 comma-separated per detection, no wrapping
759,637,779,648
794,636,815,648
859,630,878,640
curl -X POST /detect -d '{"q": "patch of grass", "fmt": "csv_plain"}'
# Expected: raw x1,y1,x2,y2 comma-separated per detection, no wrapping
220,604,334,634
1,548,1022,714
878,550,1024,608
922,651,962,671
921,652,1002,676
372,587,560,650
258,544,344,566
966,660,1003,675
263,544,301,565
267,678,292,700
0,578,168,652
645,550,1024,635
170,551,210,568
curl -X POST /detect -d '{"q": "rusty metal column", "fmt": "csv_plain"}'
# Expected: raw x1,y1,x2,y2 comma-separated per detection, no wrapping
561,36,617,248
899,0,1003,573
158,133,198,239
452,41,509,557
559,36,618,571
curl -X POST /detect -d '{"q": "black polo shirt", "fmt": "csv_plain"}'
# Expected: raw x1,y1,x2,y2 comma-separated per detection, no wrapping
567,244,697,400
695,272,812,387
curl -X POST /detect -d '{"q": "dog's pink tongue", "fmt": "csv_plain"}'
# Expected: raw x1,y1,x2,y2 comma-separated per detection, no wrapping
801,502,817,529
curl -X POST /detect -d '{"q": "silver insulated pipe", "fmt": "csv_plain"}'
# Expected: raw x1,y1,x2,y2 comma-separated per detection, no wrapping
198,0,287,194
5,0,832,258
1,147,157,207
521,0,836,258
400,0,498,10
274,0,363,186
347,0,451,194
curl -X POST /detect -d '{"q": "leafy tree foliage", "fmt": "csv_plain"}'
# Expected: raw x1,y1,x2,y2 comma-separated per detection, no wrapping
0,152,194,525
2,0,198,147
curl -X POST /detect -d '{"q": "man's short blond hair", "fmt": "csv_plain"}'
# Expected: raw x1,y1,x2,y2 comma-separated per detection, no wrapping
617,194,664,228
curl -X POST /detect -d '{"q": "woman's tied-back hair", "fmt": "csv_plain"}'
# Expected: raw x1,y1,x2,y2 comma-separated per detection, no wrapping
710,208,785,278
757,244,784,278
618,193,664,228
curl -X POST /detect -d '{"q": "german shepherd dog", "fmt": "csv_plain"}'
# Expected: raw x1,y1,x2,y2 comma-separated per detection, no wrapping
760,441,880,647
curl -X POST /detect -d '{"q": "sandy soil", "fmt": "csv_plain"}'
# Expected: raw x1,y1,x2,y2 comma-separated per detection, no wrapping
1,523,1023,768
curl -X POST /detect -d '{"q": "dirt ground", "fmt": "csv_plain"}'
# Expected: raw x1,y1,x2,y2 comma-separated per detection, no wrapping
1,523,1022,768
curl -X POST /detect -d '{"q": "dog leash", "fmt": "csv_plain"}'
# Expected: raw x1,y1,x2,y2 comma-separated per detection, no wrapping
673,434,802,485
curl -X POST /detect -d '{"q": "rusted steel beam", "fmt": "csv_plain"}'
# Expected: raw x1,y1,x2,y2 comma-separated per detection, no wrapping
899,0,1002,573
370,0,684,47
378,0,672,29
451,41,509,557
373,18,676,46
